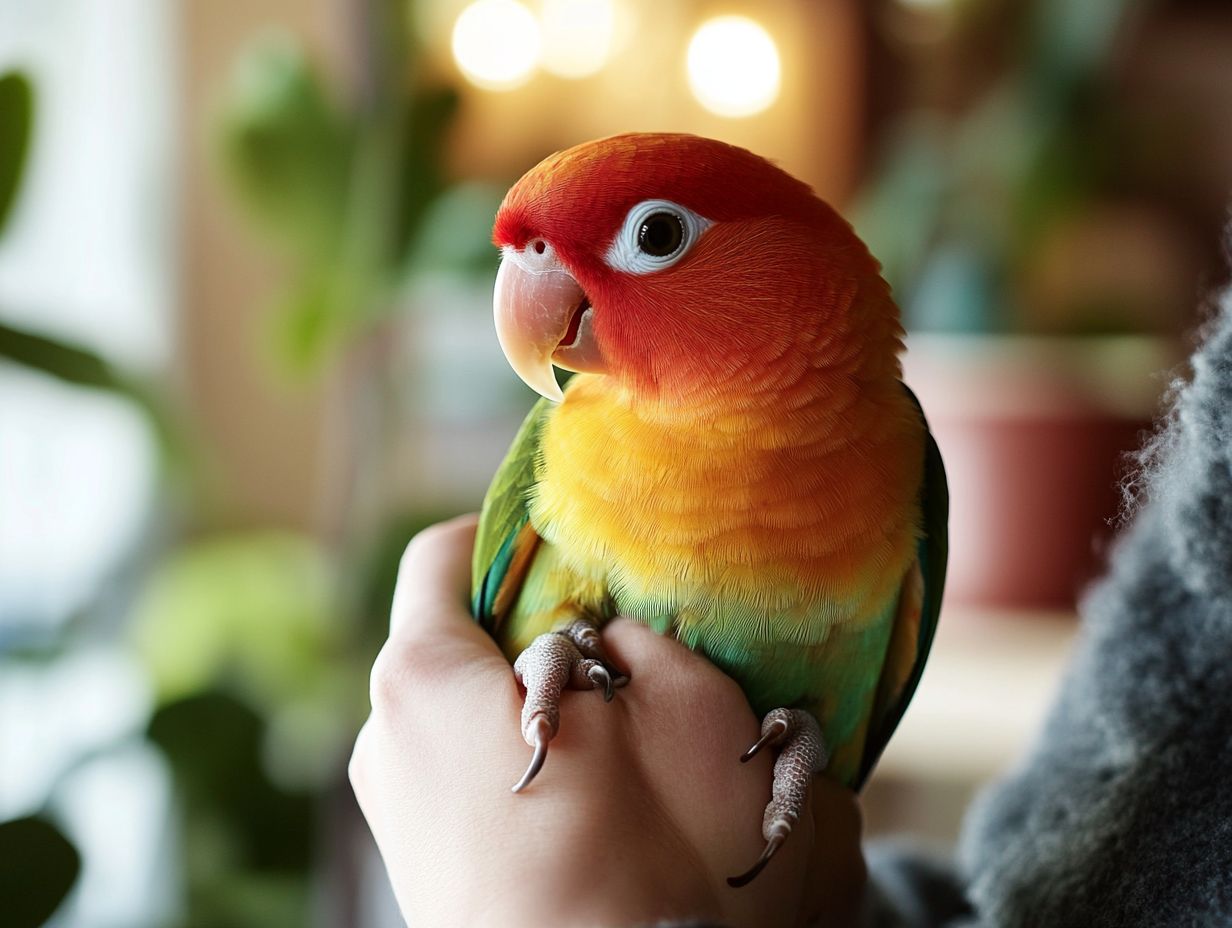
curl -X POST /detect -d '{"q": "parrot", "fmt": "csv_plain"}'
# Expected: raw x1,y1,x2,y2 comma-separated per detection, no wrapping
471,132,948,886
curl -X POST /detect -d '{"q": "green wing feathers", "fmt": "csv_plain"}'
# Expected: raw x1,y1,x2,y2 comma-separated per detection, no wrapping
472,398,553,627
854,394,949,789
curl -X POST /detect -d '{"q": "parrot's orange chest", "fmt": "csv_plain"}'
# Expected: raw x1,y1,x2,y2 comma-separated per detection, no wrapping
527,373,924,641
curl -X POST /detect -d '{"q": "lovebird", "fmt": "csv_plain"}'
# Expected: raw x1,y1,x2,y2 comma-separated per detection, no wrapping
472,133,947,886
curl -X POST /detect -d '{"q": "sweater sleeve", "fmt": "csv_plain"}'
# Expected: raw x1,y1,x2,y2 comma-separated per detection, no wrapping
955,288,1232,927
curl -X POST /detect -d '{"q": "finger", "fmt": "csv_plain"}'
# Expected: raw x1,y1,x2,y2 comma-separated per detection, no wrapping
390,514,496,656
602,618,754,716
368,516,509,718
603,617,720,677
392,514,476,633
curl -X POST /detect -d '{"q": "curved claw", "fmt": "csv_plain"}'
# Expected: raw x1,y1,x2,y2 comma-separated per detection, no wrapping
587,664,615,702
512,716,552,793
727,833,786,888
740,718,788,763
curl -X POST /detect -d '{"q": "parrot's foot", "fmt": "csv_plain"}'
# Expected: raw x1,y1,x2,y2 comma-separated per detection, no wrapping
511,617,627,793
728,708,827,888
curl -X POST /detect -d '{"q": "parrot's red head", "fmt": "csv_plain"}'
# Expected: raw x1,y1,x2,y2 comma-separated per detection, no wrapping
491,133,900,404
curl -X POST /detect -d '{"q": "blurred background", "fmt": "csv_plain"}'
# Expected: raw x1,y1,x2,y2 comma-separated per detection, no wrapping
2,0,1230,924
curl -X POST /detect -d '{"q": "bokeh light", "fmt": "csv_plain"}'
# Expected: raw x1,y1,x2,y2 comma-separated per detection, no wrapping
686,15,781,118
451,0,541,91
539,0,619,79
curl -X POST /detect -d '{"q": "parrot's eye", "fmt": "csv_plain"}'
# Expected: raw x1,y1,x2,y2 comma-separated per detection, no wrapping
638,213,684,257
605,199,711,275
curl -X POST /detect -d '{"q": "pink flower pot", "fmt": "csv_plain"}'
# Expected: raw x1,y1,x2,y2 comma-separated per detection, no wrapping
903,335,1178,609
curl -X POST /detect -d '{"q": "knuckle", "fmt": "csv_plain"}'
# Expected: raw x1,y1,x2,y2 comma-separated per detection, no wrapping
368,641,413,712
711,670,753,714
396,528,436,580
347,727,369,795
367,637,454,713
667,651,751,720
397,518,469,581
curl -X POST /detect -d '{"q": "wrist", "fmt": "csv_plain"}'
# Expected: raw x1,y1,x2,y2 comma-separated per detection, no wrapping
460,851,723,928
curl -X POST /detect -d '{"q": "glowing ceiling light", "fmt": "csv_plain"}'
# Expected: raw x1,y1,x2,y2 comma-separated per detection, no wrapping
451,0,541,91
539,0,618,79
686,15,781,118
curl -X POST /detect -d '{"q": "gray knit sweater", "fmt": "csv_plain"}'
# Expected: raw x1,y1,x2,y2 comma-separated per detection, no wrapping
869,287,1232,927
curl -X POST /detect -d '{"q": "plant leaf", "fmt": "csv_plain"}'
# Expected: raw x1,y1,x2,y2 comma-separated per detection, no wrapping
0,319,125,389
0,815,81,928
215,32,353,260
0,320,188,470
0,71,34,236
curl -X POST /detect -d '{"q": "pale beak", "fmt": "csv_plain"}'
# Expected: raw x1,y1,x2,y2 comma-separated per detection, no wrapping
493,242,606,402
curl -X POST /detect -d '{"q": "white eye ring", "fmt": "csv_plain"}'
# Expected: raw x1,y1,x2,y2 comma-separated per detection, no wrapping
603,199,712,275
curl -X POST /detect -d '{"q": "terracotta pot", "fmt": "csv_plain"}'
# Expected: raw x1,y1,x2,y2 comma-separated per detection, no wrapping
902,335,1179,610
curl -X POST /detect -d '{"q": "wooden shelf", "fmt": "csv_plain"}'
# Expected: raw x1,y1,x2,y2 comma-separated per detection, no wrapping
876,608,1079,785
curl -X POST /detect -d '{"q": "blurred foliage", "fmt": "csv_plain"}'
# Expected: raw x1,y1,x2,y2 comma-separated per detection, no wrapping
126,3,471,922
0,71,33,235
4,0,469,916
131,533,359,791
148,692,316,927
0,816,81,928
0,68,85,927
134,534,339,707
0,320,187,469
855,0,1161,335
0,71,187,477
217,26,457,372
404,181,507,278
216,34,354,261
127,509,449,927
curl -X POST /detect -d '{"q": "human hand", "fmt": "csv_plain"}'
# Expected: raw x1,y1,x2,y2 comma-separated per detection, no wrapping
350,515,866,927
